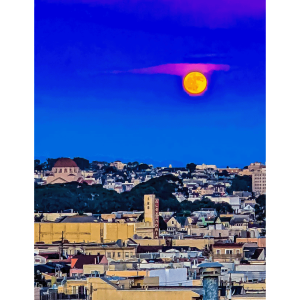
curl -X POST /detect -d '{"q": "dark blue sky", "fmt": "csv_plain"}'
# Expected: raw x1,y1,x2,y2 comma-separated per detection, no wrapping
35,0,265,167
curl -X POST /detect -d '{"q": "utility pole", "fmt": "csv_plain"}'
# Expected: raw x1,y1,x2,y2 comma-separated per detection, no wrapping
60,231,64,259
90,284,93,300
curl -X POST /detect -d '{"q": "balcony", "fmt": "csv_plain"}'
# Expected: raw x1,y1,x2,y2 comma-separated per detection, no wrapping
212,253,243,261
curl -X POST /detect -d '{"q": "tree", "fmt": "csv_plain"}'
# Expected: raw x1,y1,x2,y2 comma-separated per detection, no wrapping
73,157,90,170
255,194,266,221
46,158,59,170
226,175,252,194
34,159,40,168
186,163,197,173
137,213,167,230
138,164,150,171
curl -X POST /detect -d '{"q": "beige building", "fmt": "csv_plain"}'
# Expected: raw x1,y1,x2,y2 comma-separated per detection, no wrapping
62,277,202,300
110,160,126,170
46,158,82,184
248,162,265,172
218,167,241,174
196,163,217,170
252,168,266,195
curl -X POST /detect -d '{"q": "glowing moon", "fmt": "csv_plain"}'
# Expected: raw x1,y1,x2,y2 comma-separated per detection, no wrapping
183,72,207,95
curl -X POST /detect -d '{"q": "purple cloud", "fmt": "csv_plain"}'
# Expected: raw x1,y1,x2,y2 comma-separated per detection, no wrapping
112,63,230,78
44,0,265,28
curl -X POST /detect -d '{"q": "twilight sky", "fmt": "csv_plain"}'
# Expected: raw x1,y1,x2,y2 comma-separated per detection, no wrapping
35,0,266,167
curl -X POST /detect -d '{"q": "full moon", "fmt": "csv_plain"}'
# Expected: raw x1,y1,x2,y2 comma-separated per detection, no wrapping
183,72,207,95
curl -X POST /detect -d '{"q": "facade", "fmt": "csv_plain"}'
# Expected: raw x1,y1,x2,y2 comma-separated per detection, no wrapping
212,243,244,262
248,162,265,172
196,164,217,170
252,168,266,195
110,161,126,170
46,158,82,184
87,277,202,300
34,222,135,244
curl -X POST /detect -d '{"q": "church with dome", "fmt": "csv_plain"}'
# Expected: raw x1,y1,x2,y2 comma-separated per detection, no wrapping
46,158,82,184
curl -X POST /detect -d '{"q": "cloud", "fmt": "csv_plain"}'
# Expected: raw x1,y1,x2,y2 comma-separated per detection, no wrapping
110,63,230,97
111,63,230,78
43,0,265,29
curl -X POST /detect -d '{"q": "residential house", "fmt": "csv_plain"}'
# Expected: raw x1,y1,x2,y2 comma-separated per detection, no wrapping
212,243,244,262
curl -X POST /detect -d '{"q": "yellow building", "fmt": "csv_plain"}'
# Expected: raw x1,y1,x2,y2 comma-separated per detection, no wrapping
34,222,135,244
35,195,159,243
87,277,202,300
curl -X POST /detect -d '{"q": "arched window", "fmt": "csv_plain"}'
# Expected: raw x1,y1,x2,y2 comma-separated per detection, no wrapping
64,168,67,173
59,169,62,173
70,168,72,173
54,169,57,173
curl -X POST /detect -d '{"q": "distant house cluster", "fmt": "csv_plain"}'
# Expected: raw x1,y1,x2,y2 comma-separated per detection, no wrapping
34,160,266,202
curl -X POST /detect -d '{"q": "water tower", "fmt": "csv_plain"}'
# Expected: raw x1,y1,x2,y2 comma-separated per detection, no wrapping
199,262,223,300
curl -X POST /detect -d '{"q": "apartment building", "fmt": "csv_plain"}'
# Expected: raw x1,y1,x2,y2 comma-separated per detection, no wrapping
252,168,266,195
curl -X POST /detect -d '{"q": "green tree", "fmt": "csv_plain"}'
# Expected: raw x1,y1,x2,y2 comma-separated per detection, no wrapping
46,158,59,170
226,175,252,194
137,213,167,230
73,157,90,170
186,163,197,173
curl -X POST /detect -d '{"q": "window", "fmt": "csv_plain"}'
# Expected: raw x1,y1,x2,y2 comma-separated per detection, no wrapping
64,168,67,173
125,252,129,258
54,169,57,173
113,252,115,258
107,252,111,258
236,249,240,254
59,169,62,173
70,168,72,173
216,249,221,255
118,252,121,258
225,249,233,255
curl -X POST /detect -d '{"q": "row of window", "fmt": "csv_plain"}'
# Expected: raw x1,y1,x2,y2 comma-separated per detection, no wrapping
106,252,133,258
54,168,77,173
215,249,240,255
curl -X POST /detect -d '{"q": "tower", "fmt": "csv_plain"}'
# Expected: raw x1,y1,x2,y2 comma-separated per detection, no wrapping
144,194,160,239
199,262,223,300
144,194,155,225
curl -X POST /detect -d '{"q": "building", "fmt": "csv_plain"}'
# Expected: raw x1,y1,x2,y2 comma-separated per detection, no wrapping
70,254,108,277
196,164,217,170
34,222,135,244
135,195,160,239
212,243,244,262
252,168,266,195
86,277,203,300
248,162,265,172
46,158,82,184
110,161,126,170
34,195,160,243
218,167,241,174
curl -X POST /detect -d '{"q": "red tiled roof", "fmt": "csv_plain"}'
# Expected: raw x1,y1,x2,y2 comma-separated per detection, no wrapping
54,158,78,168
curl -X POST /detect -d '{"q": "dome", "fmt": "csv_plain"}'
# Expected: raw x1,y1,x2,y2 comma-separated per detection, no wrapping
54,158,78,168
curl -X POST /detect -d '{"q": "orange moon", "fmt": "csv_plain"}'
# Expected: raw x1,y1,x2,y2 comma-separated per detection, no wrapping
183,72,207,95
